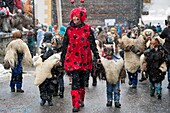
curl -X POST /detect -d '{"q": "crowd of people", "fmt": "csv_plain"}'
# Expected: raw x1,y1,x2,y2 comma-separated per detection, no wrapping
3,6,170,112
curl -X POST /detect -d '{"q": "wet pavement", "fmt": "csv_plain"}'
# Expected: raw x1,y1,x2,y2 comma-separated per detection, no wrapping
0,66,170,113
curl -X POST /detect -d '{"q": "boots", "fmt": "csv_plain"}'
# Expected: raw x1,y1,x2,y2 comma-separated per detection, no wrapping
47,96,53,106
71,90,80,112
11,88,15,92
92,77,97,86
106,100,112,107
157,89,162,100
139,72,148,82
40,99,46,106
150,87,155,97
16,89,24,93
48,100,53,106
79,88,85,107
59,87,64,98
115,102,121,108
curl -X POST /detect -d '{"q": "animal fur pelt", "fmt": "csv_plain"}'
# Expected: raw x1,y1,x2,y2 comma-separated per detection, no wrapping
140,54,147,72
95,43,125,84
33,53,61,86
118,35,147,73
4,39,32,69
101,56,124,84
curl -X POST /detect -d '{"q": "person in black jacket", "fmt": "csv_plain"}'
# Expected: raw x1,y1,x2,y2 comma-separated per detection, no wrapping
160,15,170,89
144,38,166,99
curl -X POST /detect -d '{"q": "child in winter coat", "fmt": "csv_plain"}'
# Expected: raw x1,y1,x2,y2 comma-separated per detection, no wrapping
144,38,166,99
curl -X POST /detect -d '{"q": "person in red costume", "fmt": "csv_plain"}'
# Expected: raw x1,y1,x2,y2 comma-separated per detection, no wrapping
60,7,100,112
13,0,22,10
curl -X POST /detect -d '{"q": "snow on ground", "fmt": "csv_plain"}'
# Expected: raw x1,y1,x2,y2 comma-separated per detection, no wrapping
0,64,11,81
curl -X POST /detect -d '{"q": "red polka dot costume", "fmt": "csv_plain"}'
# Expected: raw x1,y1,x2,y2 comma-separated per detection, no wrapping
60,7,100,112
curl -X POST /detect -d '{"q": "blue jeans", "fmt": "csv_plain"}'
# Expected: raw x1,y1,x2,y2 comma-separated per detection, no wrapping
128,71,138,86
106,81,120,102
10,73,22,89
150,82,162,94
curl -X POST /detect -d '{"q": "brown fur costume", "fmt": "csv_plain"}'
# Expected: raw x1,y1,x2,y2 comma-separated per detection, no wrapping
118,29,153,73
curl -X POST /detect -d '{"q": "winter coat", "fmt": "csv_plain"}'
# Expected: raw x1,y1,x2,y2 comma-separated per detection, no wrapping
144,46,166,83
160,26,170,54
4,39,32,69
61,21,100,72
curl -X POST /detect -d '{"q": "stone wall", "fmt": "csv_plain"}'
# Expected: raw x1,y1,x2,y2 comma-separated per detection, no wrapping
0,32,27,63
61,0,143,26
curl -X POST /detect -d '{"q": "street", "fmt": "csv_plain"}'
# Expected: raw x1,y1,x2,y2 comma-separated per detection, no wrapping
0,66,170,113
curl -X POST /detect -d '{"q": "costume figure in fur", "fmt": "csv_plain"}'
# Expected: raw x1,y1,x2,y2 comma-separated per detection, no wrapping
33,53,62,106
144,38,167,99
3,31,32,93
95,44,126,108
60,7,100,112
118,28,152,88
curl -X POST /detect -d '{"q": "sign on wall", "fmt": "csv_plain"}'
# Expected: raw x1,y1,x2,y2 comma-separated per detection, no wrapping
105,19,116,26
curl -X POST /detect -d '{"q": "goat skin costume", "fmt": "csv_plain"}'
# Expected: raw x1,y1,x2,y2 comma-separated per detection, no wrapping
4,39,32,69
101,56,124,84
33,53,61,86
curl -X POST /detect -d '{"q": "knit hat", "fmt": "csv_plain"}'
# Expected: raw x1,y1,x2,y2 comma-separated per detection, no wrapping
58,25,66,35
70,7,87,22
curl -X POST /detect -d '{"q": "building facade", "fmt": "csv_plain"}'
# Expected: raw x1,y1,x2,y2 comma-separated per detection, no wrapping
33,0,143,27
34,0,52,26
61,0,143,26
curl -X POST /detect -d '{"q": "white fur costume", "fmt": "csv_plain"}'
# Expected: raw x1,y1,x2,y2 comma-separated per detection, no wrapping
101,56,124,84
33,53,61,86
4,39,32,68
95,42,124,84
120,35,146,73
